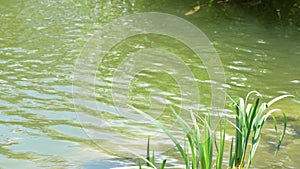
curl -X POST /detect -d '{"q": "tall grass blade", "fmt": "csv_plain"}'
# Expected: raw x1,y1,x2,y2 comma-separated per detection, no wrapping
216,125,225,169
267,95,294,106
276,112,287,155
146,137,150,167
129,105,190,169
160,159,167,169
152,151,155,165
138,160,142,169
229,137,234,168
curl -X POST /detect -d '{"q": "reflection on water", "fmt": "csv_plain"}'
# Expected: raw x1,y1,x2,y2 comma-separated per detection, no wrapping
0,0,299,168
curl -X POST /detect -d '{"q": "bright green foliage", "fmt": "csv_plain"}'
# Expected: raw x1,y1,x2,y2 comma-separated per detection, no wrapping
138,137,167,169
131,106,225,169
228,91,291,169
132,91,291,169
215,124,226,169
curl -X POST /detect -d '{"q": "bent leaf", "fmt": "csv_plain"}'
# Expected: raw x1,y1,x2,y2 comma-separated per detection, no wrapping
184,5,201,15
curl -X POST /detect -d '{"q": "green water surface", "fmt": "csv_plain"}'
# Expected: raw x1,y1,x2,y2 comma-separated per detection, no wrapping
0,0,299,168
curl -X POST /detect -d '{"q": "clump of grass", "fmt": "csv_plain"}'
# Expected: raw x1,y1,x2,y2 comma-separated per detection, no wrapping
139,137,167,169
228,91,292,169
131,91,291,169
131,106,225,169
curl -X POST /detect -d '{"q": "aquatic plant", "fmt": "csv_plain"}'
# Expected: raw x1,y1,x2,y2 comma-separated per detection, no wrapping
133,91,291,169
140,137,167,169
228,91,291,169
132,106,225,169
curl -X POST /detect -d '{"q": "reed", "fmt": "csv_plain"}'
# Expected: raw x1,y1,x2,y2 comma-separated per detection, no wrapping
139,137,167,169
228,91,291,169
131,91,291,169
132,106,225,169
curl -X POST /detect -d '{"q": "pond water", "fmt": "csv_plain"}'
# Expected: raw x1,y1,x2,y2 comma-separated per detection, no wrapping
0,0,299,168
